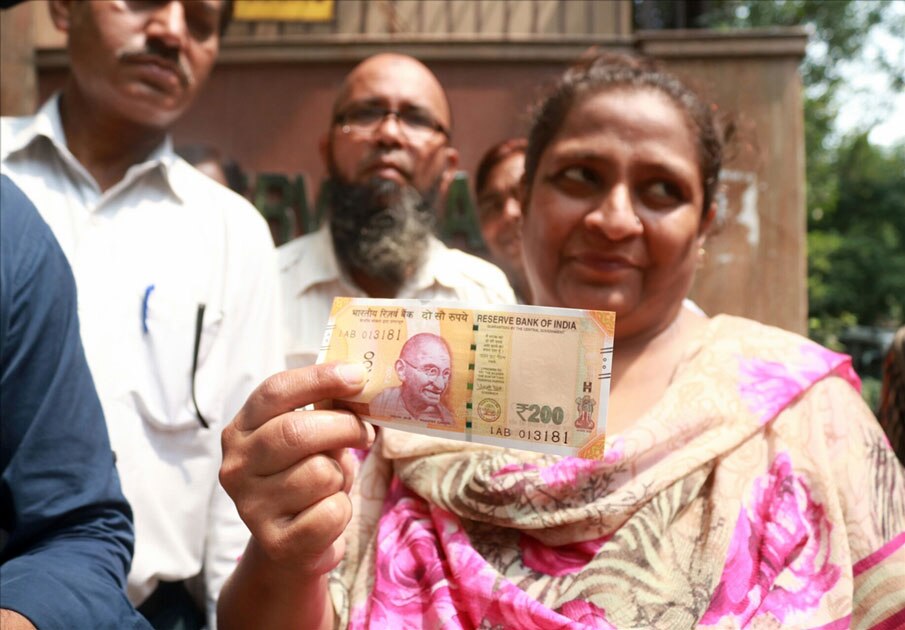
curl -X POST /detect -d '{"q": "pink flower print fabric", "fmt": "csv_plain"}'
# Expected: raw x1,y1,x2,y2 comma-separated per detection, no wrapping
556,601,616,629
443,518,616,630
353,478,621,629
332,317,905,629
349,478,462,629
520,533,610,577
701,452,841,625
738,343,859,425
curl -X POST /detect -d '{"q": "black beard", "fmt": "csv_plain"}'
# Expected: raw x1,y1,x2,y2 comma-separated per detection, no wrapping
328,177,439,291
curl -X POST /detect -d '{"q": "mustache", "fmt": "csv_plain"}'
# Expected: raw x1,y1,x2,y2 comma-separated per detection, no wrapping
360,151,413,180
117,45,193,87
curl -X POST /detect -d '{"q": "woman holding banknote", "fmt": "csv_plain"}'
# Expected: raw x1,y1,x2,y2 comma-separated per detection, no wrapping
218,53,905,630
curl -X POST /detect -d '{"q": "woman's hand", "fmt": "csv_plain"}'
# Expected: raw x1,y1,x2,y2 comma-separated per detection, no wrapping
217,362,373,630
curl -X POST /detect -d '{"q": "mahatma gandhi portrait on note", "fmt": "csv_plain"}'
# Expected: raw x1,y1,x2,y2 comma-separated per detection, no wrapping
369,332,455,424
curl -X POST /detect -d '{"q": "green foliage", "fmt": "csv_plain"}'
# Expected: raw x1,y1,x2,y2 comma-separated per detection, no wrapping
807,311,856,351
689,1,905,336
700,1,890,91
809,137,905,326
861,376,883,414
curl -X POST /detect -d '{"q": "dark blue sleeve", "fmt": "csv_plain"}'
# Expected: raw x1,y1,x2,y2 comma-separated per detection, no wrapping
0,175,151,630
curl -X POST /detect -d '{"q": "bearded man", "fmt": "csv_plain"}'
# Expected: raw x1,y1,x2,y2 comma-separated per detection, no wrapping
278,53,515,368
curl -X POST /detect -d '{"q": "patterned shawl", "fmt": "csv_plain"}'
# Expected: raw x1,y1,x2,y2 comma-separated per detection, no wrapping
329,315,905,629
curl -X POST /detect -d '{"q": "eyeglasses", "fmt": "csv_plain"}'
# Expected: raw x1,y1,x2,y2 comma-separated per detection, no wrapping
334,105,450,142
402,360,451,380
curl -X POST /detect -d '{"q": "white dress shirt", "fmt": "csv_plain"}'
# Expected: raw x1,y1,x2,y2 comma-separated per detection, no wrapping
279,226,516,368
1,96,285,624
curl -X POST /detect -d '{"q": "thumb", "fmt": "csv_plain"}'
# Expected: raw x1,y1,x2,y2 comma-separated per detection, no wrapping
236,362,367,431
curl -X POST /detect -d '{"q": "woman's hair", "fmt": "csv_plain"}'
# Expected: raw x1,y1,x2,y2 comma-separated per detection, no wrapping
474,138,528,198
524,51,726,215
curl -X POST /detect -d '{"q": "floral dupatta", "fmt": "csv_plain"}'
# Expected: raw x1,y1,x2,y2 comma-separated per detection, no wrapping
329,315,905,629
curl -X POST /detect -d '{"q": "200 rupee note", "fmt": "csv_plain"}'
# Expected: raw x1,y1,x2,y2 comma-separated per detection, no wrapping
317,297,615,459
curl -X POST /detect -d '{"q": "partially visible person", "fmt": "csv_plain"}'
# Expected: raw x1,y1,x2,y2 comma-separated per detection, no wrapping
878,326,905,465
474,138,531,302
0,176,150,630
369,333,454,423
279,53,515,368
0,1,283,627
177,143,248,196
218,53,905,629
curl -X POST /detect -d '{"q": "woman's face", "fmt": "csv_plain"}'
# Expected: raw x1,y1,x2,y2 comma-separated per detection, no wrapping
477,152,526,268
523,88,712,339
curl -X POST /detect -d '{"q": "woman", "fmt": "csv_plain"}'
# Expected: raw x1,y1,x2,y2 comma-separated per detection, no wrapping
474,138,532,302
218,54,905,629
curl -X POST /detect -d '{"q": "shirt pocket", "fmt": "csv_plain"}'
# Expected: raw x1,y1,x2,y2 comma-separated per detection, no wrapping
131,285,224,431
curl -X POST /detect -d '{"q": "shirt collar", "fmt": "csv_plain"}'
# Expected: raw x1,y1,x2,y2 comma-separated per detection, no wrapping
282,225,353,297
409,234,458,292
4,93,182,201
1,94,66,160
282,225,459,297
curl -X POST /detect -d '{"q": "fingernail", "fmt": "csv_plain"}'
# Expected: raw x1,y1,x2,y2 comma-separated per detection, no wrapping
365,422,376,445
336,363,366,385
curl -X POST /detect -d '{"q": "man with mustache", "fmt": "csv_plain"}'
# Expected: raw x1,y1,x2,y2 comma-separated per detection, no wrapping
0,2,283,628
370,333,455,424
279,53,515,368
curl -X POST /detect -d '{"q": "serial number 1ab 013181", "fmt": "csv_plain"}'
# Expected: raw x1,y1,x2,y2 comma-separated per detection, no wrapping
488,425,570,444
516,403,565,425
337,328,403,340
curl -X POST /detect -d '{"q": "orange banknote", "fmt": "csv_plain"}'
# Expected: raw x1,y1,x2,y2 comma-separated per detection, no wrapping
318,298,615,458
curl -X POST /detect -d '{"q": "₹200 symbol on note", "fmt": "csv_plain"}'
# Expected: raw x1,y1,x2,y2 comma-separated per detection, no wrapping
318,298,615,459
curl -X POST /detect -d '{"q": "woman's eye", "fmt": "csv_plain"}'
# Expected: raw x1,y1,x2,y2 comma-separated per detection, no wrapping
560,166,597,184
547,166,601,194
645,180,683,204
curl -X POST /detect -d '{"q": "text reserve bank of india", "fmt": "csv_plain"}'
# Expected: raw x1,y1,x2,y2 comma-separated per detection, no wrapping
317,297,615,459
